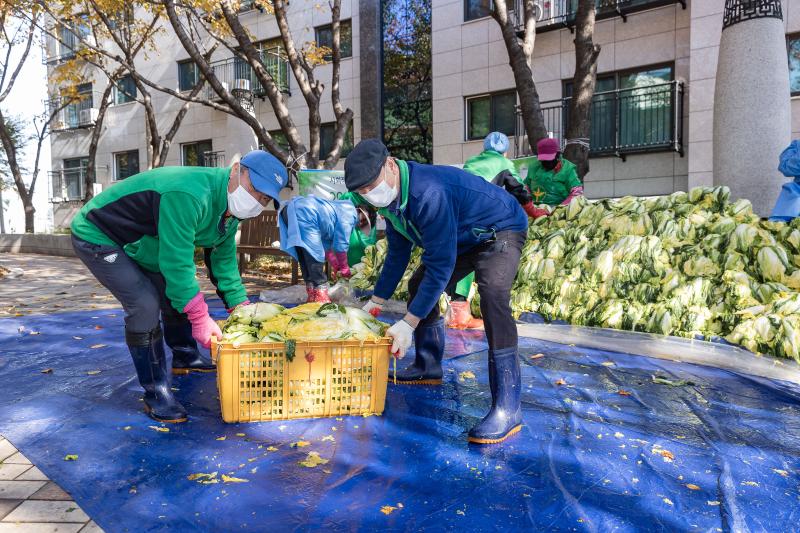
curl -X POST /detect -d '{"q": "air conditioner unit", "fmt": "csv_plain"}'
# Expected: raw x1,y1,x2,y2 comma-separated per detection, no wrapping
79,108,99,125
233,78,251,92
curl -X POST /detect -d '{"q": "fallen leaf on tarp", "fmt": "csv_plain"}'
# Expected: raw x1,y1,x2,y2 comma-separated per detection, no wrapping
361,412,376,418
530,353,545,360
64,455,78,461
87,370,101,375
299,451,328,468
187,472,218,483
41,368,53,374
614,432,624,438
247,457,258,463
601,361,615,367
129,486,137,494
456,510,465,516
291,440,310,448
618,390,632,396
278,425,287,431
29,331,40,335
773,469,789,477
741,481,759,487
216,436,226,441
458,371,476,381
663,498,673,506
250,467,258,474
651,375,694,387
686,484,700,490
266,446,278,452
380,505,397,515
236,433,245,437
221,474,249,483
707,501,720,506
123,426,131,431
149,426,169,433
555,379,567,386
94,325,103,330
321,435,335,442
90,344,106,349
73,336,82,340
335,417,343,421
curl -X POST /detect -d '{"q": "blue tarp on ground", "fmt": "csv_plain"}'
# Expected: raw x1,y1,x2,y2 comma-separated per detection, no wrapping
1,301,799,532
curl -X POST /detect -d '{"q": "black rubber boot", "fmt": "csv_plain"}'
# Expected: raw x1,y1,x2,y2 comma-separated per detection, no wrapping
127,326,188,423
468,347,522,444
163,317,215,375
392,318,445,385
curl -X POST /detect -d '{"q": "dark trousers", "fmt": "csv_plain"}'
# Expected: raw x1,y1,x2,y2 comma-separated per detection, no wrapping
280,208,327,287
72,235,188,336
408,230,526,351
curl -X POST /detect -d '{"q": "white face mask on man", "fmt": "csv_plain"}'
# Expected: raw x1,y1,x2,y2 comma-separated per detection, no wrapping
362,166,398,208
228,164,265,219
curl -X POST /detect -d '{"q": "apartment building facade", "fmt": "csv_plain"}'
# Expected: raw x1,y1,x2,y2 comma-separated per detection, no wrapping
45,0,800,228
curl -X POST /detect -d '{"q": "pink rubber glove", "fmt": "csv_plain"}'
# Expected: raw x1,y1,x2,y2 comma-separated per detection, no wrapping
183,293,223,348
522,202,550,219
560,186,584,206
226,299,251,314
325,250,339,272
334,251,351,278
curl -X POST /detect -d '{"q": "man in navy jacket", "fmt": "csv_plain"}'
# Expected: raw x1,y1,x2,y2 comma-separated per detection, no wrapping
344,139,528,445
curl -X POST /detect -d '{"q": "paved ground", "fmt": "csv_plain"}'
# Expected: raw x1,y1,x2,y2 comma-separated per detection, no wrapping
0,252,291,531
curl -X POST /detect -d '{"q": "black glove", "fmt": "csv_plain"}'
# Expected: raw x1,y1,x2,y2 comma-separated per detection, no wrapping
492,170,532,206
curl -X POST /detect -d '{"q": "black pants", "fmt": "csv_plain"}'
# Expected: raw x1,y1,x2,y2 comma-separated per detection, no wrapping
280,208,327,287
72,235,188,335
408,230,526,351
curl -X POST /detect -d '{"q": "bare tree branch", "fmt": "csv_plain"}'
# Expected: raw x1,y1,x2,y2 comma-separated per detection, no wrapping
0,12,38,103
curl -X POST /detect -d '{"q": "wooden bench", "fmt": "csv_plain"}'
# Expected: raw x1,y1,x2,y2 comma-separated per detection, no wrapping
237,211,299,284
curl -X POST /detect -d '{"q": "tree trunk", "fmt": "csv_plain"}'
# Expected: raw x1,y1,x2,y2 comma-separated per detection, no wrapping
85,83,115,200
0,108,34,232
0,185,5,234
564,0,601,180
492,0,548,154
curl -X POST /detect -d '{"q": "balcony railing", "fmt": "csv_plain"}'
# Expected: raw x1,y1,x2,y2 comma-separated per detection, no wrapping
43,26,95,65
49,168,87,202
205,49,290,101
514,0,686,33
202,150,226,167
514,80,684,160
46,92,104,132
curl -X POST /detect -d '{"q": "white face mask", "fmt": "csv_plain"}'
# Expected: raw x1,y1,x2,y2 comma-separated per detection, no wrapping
362,168,398,208
228,165,265,219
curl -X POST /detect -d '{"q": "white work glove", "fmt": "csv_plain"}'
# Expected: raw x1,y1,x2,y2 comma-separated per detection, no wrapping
387,319,415,358
362,298,384,318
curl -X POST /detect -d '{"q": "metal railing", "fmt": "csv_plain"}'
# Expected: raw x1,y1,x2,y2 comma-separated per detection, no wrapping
205,48,290,100
49,168,86,202
46,91,104,131
514,80,684,159
514,0,686,33
42,26,94,65
202,150,226,167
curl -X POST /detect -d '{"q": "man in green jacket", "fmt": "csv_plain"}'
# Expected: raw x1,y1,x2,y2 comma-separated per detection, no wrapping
522,137,584,212
71,150,287,423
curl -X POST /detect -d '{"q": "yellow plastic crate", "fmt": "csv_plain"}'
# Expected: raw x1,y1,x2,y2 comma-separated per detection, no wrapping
212,338,391,423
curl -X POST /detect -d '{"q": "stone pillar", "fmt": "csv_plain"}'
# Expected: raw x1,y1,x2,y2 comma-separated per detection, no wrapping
713,0,790,216
359,0,383,140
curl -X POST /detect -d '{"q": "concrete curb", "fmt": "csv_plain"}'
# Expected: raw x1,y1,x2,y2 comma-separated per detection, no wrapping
0,234,75,257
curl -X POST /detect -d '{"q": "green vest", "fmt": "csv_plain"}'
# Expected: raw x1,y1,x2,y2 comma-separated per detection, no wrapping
463,150,521,183
523,157,582,205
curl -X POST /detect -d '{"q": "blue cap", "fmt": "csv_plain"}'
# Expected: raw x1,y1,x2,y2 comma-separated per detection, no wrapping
240,150,288,205
484,132,509,153
779,140,800,179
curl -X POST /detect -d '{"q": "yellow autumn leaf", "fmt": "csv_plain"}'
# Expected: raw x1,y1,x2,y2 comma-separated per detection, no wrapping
686,484,700,490
380,505,397,515
773,469,789,477
298,451,328,468
216,436,226,441
458,371,476,381
90,344,106,349
266,446,278,452
64,454,78,461
149,426,169,433
187,472,217,482
291,440,311,448
87,370,101,375
321,435,335,442
221,474,249,483
236,433,245,437
662,498,673,506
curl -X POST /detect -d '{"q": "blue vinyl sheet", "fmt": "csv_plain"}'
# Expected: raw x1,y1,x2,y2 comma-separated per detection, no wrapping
0,301,799,532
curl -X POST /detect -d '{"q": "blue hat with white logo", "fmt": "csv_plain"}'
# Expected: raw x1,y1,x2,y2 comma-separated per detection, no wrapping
484,132,510,154
240,150,288,206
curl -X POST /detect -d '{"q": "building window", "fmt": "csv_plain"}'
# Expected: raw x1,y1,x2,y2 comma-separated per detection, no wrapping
114,150,140,180
64,83,94,129
178,60,200,91
320,121,354,159
114,74,137,104
315,19,353,61
465,0,492,21
63,157,88,200
564,64,674,154
182,140,213,166
788,34,800,96
465,91,516,140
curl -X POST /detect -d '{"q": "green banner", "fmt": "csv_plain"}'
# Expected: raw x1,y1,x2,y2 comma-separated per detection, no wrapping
297,169,347,200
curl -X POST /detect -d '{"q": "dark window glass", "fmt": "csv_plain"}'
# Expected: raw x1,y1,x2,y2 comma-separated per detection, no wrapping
466,91,516,140
178,60,200,91
315,19,352,60
320,122,354,159
465,0,492,21
114,150,140,180
115,74,136,104
788,34,800,96
182,140,213,166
